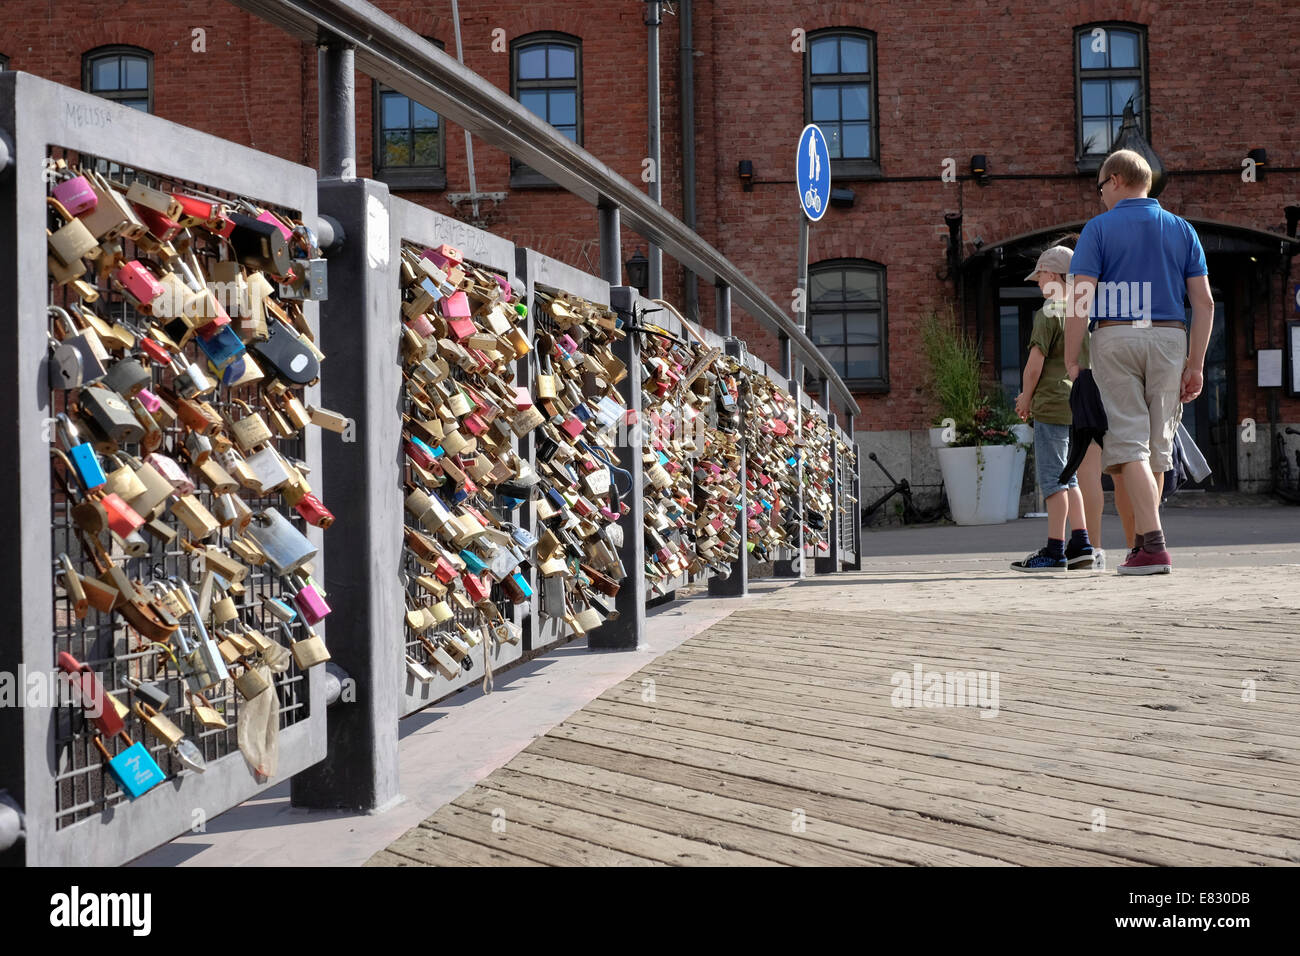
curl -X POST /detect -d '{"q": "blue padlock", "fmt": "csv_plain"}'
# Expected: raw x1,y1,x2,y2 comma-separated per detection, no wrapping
57,414,107,490
195,323,247,371
95,734,165,800
459,549,488,574
510,571,533,599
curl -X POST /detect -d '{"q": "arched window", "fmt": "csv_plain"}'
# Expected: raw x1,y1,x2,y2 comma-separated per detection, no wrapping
83,46,152,113
805,29,879,180
1074,24,1148,167
809,258,888,390
511,32,581,186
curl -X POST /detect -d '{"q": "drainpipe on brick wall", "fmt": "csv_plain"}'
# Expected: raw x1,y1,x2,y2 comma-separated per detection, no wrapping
679,0,699,323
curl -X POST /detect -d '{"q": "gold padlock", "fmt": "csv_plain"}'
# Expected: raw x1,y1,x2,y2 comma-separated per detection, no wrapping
290,627,331,669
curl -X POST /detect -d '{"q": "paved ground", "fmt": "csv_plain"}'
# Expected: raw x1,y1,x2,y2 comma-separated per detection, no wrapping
136,504,1300,866
370,505,1300,867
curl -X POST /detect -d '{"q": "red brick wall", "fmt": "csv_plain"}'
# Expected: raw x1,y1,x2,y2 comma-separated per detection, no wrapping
6,0,1299,431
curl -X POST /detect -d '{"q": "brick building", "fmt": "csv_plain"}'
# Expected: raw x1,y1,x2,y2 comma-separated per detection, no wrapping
6,0,1300,503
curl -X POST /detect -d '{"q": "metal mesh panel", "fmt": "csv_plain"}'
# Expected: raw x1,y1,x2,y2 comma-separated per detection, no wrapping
47,147,311,829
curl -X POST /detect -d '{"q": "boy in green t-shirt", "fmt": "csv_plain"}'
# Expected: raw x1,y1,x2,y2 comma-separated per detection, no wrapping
1011,246,1092,571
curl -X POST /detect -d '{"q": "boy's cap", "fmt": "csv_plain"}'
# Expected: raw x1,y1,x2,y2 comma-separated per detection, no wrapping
1025,245,1073,281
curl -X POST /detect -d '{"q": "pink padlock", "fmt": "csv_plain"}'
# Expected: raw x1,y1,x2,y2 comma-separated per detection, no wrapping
146,453,195,495
558,334,578,355
560,417,585,440
112,261,164,310
422,243,463,271
137,388,163,414
291,579,331,625
256,209,292,241
52,176,98,216
439,290,471,319
406,313,435,337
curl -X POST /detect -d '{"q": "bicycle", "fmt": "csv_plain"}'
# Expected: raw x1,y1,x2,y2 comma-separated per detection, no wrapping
1273,426,1300,504
861,452,947,525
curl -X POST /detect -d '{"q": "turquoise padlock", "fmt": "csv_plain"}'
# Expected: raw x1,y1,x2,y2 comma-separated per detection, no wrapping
95,733,165,800
510,571,533,599
459,549,488,575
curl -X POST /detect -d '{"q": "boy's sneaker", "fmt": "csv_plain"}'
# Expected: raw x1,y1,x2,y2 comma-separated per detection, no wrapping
1064,541,1094,570
1093,548,1106,572
1117,548,1173,575
1011,548,1068,572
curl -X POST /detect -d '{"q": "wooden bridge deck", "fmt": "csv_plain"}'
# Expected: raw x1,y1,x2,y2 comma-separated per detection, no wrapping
369,564,1300,867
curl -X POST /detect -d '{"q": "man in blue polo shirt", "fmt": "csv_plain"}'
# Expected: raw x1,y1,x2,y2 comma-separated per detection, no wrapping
1065,149,1214,575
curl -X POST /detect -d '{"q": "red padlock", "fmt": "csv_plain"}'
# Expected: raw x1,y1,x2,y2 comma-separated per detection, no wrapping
134,204,182,242
433,556,457,584
139,336,171,365
56,652,125,737
101,492,146,537
461,572,490,603
294,492,335,529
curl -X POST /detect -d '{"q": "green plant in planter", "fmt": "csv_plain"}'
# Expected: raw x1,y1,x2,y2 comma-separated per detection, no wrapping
921,310,1019,448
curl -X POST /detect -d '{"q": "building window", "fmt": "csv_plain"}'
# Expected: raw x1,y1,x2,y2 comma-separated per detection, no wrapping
82,46,152,113
0,54,8,70
1075,24,1147,167
373,77,446,191
805,29,879,180
511,33,581,187
809,259,888,390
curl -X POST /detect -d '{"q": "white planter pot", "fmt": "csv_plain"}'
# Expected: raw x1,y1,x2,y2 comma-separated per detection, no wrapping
937,444,1026,526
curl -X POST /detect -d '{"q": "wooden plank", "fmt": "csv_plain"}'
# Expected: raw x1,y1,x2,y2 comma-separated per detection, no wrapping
476,766,910,866
421,802,662,867
447,782,779,866
636,659,1300,752
523,738,1130,866
542,719,1286,865
599,675,1300,789
579,696,1299,860
668,640,1300,719
570,704,1300,826
696,625,1300,688
644,652,1300,736
380,824,548,867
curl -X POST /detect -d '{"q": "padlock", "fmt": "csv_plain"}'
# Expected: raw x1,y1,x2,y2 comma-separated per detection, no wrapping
55,414,107,490
249,318,320,385
246,508,318,575
93,732,165,800
228,212,292,275
173,578,230,685
284,622,331,669
78,169,148,240
188,690,227,729
78,385,145,445
285,574,331,625
233,662,270,700
406,655,435,683
133,700,185,748
47,196,101,266
56,652,126,737
52,173,99,215
245,445,293,492
171,494,220,540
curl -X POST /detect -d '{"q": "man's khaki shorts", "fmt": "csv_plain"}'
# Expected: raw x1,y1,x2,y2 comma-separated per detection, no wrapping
1090,325,1186,475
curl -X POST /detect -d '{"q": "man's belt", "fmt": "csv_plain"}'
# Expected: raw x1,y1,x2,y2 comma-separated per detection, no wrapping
1093,319,1186,329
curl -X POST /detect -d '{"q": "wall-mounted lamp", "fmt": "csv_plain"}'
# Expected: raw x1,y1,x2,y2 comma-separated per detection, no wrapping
737,160,754,191
625,248,649,291
969,154,991,186
1285,205,1300,239
830,187,855,208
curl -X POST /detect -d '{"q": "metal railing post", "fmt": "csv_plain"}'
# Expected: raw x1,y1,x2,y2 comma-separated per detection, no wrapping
291,178,401,812
599,203,621,287
593,286,647,648
709,337,749,597
816,411,841,574
715,281,731,337
318,38,356,180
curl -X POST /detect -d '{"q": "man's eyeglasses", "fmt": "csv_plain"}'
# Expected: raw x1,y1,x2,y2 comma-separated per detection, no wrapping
1097,175,1114,196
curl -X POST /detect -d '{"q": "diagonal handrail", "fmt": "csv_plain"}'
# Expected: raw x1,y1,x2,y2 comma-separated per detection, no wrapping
227,0,858,411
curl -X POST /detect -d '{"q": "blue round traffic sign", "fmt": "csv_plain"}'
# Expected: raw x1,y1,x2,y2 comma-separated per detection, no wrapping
796,124,831,222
